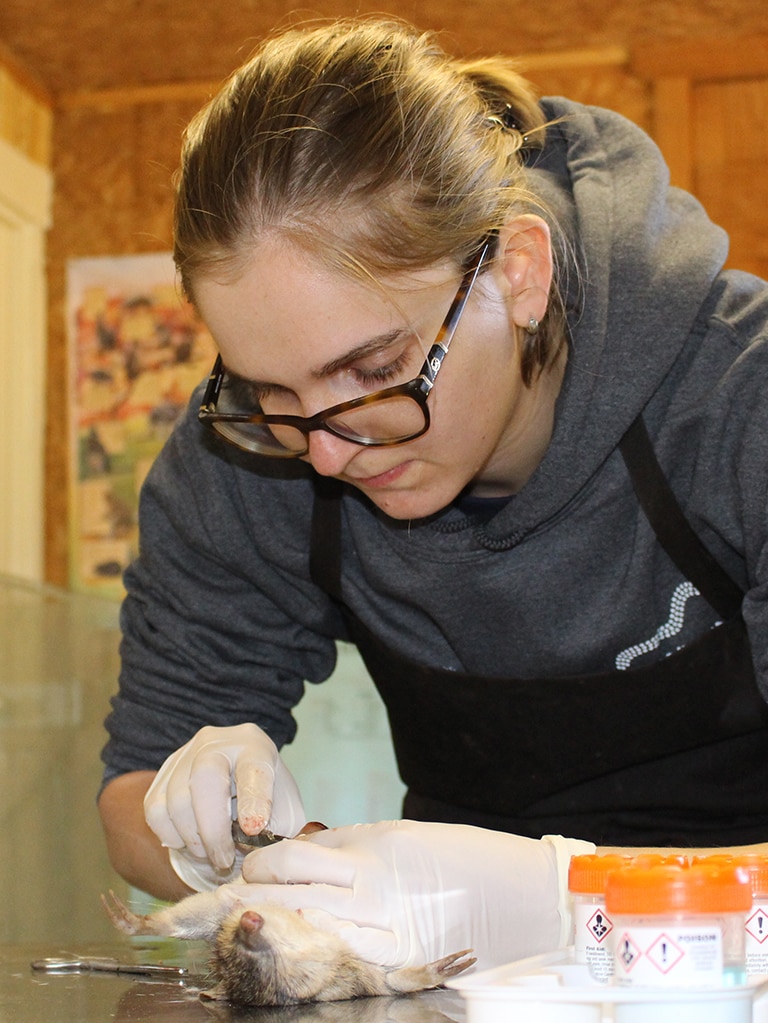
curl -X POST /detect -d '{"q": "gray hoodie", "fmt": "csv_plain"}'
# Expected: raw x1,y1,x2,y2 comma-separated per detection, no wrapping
102,97,768,789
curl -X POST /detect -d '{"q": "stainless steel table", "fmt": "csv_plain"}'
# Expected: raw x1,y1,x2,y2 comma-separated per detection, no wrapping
0,575,127,946
2,940,467,1022
0,576,468,1020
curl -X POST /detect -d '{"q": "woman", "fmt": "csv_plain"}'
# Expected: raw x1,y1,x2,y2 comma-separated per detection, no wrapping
99,17,768,970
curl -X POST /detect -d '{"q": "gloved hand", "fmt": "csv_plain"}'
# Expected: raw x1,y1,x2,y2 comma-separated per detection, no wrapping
144,723,306,890
240,820,595,969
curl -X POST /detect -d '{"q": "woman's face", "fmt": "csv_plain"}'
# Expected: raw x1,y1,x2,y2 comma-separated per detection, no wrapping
194,232,557,520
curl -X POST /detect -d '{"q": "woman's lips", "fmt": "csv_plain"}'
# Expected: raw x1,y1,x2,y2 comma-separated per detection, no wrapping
348,460,411,488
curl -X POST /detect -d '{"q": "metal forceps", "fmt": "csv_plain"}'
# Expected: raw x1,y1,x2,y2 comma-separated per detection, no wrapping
231,820,286,847
31,954,188,977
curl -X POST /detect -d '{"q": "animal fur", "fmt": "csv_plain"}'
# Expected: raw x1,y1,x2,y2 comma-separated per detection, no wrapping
102,889,475,1006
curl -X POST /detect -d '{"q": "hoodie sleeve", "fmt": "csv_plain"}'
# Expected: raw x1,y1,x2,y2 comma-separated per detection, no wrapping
685,272,768,703
100,402,341,783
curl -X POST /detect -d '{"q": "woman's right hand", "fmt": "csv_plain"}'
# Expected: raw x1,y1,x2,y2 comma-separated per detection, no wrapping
143,723,306,889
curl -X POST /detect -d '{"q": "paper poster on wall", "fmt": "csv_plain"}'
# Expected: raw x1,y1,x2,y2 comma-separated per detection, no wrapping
67,252,216,597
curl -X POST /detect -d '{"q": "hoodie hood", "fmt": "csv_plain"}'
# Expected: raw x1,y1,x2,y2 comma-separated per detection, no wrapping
463,96,729,548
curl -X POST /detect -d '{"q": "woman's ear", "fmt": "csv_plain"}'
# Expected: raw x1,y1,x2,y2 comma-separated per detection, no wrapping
495,214,553,328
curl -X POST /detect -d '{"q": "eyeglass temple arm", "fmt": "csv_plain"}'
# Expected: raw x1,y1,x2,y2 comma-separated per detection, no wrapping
200,354,225,413
420,236,494,392
200,236,494,410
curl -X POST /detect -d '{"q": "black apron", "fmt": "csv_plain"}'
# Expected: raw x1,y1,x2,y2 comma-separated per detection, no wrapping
309,416,768,846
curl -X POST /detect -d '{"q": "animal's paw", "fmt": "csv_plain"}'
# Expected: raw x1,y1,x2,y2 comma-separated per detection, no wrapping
100,890,154,936
199,982,229,1002
385,949,476,994
427,948,477,981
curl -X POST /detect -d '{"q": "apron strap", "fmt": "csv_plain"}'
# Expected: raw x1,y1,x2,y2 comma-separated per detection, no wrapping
619,415,744,620
309,474,344,600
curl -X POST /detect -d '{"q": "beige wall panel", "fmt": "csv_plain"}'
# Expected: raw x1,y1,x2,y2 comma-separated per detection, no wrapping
0,139,52,581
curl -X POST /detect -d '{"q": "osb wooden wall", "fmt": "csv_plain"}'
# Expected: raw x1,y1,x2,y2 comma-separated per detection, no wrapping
46,98,202,586
42,8,768,586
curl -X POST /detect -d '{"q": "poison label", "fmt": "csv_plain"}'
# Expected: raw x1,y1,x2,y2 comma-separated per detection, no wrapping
614,925,723,987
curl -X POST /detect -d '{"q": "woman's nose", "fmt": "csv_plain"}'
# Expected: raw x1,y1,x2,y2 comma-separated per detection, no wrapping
306,429,357,477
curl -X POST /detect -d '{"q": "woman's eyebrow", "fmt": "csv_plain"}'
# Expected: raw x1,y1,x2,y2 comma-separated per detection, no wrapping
224,365,290,395
223,328,410,391
313,329,407,379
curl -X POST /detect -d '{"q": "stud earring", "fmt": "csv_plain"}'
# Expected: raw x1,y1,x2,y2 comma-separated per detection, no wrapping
525,315,539,336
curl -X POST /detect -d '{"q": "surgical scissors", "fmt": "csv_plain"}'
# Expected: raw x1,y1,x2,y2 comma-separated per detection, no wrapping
31,954,188,977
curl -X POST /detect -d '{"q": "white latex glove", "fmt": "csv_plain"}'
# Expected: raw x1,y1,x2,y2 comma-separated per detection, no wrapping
144,723,306,890
240,820,594,970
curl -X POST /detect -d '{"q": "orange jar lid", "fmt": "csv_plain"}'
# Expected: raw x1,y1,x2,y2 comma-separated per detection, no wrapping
732,855,768,896
568,853,689,895
605,863,752,915
694,853,768,897
568,854,635,894
630,853,690,870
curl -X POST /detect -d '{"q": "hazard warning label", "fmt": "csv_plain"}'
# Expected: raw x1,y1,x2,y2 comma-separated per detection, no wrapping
573,902,615,982
586,909,613,944
646,933,684,973
746,907,768,945
746,903,768,973
613,925,723,987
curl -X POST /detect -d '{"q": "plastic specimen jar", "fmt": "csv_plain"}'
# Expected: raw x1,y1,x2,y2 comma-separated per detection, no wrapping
733,855,768,976
695,853,768,976
605,861,751,989
568,853,690,983
568,854,634,981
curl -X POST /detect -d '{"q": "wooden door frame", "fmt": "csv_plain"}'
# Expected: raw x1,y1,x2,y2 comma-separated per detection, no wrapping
0,136,52,581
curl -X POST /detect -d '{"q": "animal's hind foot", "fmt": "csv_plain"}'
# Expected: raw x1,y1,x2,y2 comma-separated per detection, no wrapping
428,948,477,981
386,948,476,993
100,889,155,936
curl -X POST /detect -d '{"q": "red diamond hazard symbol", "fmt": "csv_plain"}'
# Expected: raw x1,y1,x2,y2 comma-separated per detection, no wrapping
617,933,642,972
586,909,613,944
746,908,768,945
647,933,684,974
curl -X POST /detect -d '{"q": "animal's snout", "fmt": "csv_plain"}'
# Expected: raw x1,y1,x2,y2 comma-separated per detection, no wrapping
236,910,265,948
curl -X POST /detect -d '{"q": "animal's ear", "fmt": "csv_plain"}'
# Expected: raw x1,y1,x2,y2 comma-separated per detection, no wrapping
199,983,230,1001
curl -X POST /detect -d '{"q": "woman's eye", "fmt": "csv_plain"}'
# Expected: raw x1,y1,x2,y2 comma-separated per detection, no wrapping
224,377,257,406
352,352,410,388
223,376,276,408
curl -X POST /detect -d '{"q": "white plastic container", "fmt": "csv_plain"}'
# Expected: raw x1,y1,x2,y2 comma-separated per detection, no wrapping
446,946,768,1023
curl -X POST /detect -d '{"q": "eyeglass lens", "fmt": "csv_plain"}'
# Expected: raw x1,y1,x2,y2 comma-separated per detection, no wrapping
212,388,428,456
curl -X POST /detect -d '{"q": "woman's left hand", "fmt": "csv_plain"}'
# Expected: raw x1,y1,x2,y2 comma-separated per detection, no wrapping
240,819,594,969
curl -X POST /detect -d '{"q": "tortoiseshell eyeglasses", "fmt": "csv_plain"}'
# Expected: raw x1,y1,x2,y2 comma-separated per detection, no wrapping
198,237,494,458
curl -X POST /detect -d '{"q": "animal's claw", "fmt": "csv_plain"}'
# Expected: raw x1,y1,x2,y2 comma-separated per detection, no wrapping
431,948,477,979
100,889,150,935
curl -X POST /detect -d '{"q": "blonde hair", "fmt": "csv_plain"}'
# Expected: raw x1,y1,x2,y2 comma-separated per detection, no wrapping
174,17,567,383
